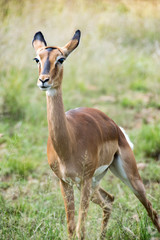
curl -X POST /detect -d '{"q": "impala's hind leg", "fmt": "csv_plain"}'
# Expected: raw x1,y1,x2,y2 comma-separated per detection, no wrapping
91,187,114,239
110,149,160,233
131,178,160,232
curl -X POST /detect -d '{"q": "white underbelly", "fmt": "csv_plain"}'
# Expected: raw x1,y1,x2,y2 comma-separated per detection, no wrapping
61,164,110,188
61,165,109,188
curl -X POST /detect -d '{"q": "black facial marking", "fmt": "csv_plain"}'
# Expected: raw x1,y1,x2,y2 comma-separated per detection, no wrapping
46,47,57,52
32,31,47,46
42,55,50,74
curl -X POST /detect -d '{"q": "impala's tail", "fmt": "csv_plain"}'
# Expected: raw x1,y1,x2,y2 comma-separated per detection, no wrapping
118,127,134,150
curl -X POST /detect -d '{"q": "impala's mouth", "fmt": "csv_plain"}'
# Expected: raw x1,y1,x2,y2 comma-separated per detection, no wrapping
40,86,52,91
40,86,49,91
37,83,52,91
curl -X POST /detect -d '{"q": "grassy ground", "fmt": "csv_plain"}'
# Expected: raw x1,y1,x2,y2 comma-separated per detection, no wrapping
0,0,160,239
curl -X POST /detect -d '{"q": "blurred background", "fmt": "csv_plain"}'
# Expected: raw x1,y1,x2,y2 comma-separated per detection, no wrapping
0,0,160,239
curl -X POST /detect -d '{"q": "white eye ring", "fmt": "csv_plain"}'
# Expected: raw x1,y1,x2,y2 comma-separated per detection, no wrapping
55,56,65,65
58,58,65,64
33,55,41,65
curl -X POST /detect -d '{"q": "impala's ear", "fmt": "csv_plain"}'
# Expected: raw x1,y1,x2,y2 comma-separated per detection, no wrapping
62,30,81,57
32,31,47,52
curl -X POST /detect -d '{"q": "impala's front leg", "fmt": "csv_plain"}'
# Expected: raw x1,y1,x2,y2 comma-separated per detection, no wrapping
60,180,76,239
76,179,92,240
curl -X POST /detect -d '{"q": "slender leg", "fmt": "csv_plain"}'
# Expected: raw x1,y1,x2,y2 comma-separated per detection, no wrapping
60,180,76,238
76,179,92,240
110,148,160,233
130,178,160,232
91,187,114,239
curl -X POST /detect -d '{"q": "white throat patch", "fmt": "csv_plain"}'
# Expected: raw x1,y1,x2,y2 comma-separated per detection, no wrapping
46,89,57,97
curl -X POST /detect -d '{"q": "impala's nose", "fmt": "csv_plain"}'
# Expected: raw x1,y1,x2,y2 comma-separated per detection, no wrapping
37,77,51,91
39,78,49,84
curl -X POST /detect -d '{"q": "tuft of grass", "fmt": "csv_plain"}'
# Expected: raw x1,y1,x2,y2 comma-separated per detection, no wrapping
134,123,160,160
0,122,48,179
116,3,129,14
130,80,148,92
120,97,142,109
147,100,160,110
1,68,29,120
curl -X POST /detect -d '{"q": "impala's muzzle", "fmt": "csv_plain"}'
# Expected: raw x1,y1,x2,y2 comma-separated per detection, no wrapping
37,78,52,91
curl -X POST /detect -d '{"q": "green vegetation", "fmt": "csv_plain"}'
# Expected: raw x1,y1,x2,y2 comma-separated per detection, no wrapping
0,0,160,239
135,123,160,159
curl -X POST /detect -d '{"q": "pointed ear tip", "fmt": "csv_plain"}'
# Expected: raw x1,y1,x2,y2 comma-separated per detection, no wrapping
32,31,47,47
76,29,81,34
72,29,81,42
75,29,81,37
34,31,43,37
33,31,42,42
36,30,42,34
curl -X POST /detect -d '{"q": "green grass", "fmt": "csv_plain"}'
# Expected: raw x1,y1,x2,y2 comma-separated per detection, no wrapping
120,97,143,109
130,80,149,92
134,123,160,159
0,0,160,239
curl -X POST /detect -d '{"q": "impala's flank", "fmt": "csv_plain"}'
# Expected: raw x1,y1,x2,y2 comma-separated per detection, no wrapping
32,30,160,240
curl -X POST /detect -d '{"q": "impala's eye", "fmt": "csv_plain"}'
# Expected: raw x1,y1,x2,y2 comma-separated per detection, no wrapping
33,57,39,63
57,57,65,64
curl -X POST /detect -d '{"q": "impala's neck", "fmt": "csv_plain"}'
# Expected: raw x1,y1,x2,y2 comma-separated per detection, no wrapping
46,84,71,160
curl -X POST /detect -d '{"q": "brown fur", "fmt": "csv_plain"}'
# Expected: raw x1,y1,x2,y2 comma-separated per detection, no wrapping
32,30,160,239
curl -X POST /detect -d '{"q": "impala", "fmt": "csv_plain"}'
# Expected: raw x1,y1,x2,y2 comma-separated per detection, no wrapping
32,30,160,239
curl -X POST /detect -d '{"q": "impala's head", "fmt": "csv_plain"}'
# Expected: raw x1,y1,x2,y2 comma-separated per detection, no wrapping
32,30,81,93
